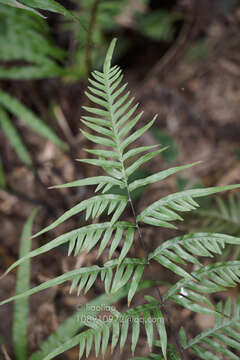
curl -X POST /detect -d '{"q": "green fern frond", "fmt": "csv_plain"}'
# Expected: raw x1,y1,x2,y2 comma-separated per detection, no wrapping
39,298,166,360
49,175,124,194
3,222,136,276
149,233,240,279
181,296,240,359
0,5,66,79
197,194,240,235
129,162,200,192
0,89,66,161
0,105,32,166
30,280,155,360
2,38,240,360
0,258,146,307
164,261,240,315
29,194,128,239
138,185,240,229
31,37,200,245
139,297,240,359
80,37,158,183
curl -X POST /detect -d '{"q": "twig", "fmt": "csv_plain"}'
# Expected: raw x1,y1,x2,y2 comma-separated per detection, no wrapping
1,344,12,360
85,0,101,78
143,0,205,91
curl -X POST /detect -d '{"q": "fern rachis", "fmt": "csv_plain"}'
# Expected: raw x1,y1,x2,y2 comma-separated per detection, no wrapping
1,38,240,360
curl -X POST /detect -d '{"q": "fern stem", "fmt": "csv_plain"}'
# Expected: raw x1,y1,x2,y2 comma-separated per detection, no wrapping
103,59,185,358
85,0,101,77
124,178,185,359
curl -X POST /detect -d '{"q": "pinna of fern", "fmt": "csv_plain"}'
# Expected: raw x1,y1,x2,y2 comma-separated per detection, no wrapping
132,296,240,360
1,38,240,360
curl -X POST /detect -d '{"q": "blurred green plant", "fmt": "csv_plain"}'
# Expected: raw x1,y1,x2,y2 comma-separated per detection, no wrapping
185,39,210,63
136,9,182,42
151,128,178,163
235,148,240,162
0,90,67,166
0,4,67,167
197,194,240,236
63,0,130,79
0,5,66,80
0,0,73,18
13,208,39,360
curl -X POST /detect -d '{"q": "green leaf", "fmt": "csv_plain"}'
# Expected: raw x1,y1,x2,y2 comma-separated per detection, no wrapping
0,90,66,150
29,194,127,239
3,222,136,277
13,208,39,360
128,264,145,305
0,0,45,17
120,116,157,152
183,296,240,359
129,162,199,192
49,176,123,190
151,129,178,163
1,0,74,18
136,10,182,42
164,261,240,315
149,233,240,277
197,194,240,237
138,185,240,228
125,148,168,178
154,307,167,360
0,106,32,165
0,5,66,79
1,258,147,306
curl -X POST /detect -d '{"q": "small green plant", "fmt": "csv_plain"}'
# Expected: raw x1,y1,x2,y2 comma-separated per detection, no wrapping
1,39,240,359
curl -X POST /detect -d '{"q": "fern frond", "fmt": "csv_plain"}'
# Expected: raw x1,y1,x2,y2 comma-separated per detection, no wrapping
129,162,199,192
0,105,32,166
30,281,155,360
141,297,240,359
0,258,147,307
0,5,67,79
4,222,136,276
39,298,166,360
49,175,124,194
80,38,159,184
28,194,128,239
180,296,240,359
138,185,240,229
197,194,240,235
0,89,66,151
149,233,240,279
164,261,240,315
